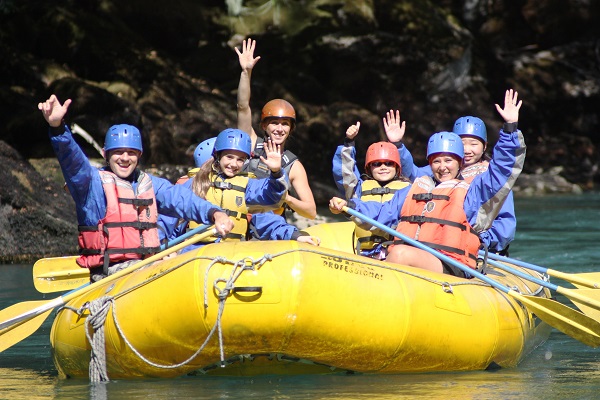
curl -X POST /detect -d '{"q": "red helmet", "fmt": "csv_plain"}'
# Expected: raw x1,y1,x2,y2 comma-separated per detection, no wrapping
261,99,296,128
365,142,401,175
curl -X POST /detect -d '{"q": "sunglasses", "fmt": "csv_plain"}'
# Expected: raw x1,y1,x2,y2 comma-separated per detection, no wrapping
371,161,395,167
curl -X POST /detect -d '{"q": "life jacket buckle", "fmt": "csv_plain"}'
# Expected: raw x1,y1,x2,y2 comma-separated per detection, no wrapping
214,181,233,190
406,215,427,224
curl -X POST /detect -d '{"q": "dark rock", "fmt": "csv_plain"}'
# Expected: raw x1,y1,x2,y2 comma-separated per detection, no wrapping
0,142,78,263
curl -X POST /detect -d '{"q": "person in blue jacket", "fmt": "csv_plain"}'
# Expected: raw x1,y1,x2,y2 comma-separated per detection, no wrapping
329,90,525,277
38,94,234,281
332,116,412,258
383,91,519,255
159,135,321,251
157,137,218,245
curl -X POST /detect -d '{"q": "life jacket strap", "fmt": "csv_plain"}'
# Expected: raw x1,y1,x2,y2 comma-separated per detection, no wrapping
118,197,154,207
363,187,399,196
400,215,467,231
412,193,450,201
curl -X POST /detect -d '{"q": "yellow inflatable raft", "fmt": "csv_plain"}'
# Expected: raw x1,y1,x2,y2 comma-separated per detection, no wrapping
50,222,551,379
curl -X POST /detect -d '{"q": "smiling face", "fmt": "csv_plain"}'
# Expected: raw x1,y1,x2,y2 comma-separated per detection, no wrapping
104,148,141,179
369,161,398,182
429,153,461,182
461,136,486,167
218,150,248,177
262,117,292,146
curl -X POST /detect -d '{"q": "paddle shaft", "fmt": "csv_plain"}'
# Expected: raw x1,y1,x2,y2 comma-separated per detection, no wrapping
480,251,600,289
0,227,216,332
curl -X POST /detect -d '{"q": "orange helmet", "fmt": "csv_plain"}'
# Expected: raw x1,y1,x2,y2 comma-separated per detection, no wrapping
365,142,401,175
261,99,296,128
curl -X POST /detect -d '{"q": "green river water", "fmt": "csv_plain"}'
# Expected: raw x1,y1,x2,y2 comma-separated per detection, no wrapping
1,193,600,399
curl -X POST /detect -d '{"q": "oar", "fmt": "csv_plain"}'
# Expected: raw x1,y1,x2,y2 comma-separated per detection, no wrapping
487,258,600,321
0,226,217,352
33,224,210,293
479,251,600,289
341,206,600,348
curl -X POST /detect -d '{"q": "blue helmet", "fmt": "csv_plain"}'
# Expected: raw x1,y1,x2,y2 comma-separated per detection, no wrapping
427,131,464,161
213,128,251,158
104,124,143,152
453,116,487,143
193,137,216,167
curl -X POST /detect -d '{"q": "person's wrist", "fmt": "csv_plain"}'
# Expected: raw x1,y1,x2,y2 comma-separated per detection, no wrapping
271,169,283,178
502,122,518,133
208,208,221,223
344,137,355,146
49,121,65,136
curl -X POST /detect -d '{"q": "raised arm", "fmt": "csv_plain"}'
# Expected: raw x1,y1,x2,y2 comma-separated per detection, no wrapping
235,38,261,148
332,122,363,199
466,89,525,233
383,109,425,181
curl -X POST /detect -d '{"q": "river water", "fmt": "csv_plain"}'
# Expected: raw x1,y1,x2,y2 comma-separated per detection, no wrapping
2,193,600,399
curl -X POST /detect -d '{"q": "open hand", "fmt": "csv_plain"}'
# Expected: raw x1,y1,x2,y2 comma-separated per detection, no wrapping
495,89,522,123
260,138,282,173
383,109,406,142
235,38,261,72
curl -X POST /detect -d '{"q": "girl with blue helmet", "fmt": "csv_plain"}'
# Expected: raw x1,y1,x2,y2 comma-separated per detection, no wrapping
173,128,290,247
329,90,525,277
161,129,320,250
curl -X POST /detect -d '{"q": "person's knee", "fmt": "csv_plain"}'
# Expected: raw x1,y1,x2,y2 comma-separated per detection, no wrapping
386,245,409,264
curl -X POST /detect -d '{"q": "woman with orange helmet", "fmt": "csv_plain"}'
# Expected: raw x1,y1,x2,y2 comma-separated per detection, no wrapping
332,116,411,258
235,38,317,220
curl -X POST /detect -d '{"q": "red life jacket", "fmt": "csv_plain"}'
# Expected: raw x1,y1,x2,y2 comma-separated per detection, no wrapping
395,177,481,269
76,170,160,271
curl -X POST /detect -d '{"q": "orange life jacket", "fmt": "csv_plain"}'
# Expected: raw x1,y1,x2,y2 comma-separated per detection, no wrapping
396,176,480,269
76,170,160,271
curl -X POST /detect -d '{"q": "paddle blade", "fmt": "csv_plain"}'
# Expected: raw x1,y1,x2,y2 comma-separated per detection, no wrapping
515,293,600,348
566,272,600,289
33,256,89,293
566,288,600,321
0,301,53,352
